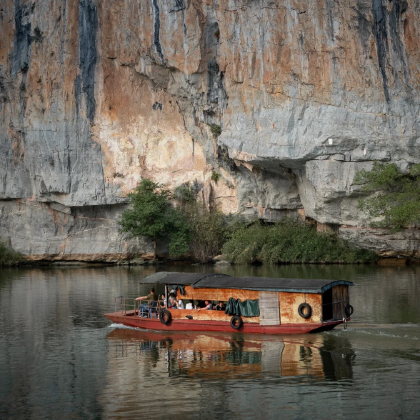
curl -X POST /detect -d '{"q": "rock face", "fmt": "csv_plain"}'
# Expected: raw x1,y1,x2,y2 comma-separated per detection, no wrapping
1,0,420,260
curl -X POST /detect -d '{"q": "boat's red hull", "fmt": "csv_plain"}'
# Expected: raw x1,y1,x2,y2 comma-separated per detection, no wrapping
104,311,344,334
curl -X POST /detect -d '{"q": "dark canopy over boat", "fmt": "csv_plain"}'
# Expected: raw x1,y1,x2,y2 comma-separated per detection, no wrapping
139,272,353,294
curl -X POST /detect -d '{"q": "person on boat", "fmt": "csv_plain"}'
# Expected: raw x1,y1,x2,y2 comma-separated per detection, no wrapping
177,298,185,309
159,295,166,307
216,301,226,311
135,288,158,302
135,288,158,316
198,300,212,311
168,295,178,309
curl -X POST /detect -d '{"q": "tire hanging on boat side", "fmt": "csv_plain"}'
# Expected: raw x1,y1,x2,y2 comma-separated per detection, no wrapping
344,304,354,317
298,303,312,319
230,315,243,330
160,309,172,325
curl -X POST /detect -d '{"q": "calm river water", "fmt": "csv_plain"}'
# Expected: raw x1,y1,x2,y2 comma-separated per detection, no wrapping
1,264,419,419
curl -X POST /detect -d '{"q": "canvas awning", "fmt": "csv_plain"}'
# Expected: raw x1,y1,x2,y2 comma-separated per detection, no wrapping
139,272,353,294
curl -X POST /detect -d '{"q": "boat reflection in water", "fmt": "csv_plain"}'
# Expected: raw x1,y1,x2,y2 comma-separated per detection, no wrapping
106,327,354,382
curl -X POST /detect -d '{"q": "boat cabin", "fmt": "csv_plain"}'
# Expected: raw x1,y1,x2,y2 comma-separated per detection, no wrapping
104,272,354,334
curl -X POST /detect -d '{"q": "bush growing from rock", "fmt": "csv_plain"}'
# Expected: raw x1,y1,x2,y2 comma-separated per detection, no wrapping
174,184,232,262
354,162,420,231
0,241,23,266
208,123,222,138
222,220,377,264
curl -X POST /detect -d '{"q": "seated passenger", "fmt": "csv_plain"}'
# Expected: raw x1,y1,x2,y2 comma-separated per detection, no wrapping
168,295,177,309
135,288,158,316
135,288,158,302
185,300,194,310
177,298,185,309
198,300,213,311
216,301,226,311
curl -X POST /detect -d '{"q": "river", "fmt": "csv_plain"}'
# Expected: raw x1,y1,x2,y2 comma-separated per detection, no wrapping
0,264,419,419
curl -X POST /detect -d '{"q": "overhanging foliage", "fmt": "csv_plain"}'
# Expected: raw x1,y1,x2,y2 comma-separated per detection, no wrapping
354,162,420,231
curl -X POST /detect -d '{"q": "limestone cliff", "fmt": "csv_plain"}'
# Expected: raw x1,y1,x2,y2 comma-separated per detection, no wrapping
1,0,420,261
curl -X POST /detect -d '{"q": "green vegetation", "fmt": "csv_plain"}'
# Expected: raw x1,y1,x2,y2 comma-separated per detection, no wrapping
120,179,375,265
0,241,23,266
211,171,220,183
222,220,377,264
119,179,190,259
208,123,222,138
354,162,420,231
175,184,232,262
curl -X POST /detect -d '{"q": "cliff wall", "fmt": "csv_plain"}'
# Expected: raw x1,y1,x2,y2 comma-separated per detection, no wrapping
1,0,420,261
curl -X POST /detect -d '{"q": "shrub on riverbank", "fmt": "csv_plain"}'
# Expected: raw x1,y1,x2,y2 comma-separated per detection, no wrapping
222,220,377,264
0,241,23,266
175,184,234,262
119,179,190,259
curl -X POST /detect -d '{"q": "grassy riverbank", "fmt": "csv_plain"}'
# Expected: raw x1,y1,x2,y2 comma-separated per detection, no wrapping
0,241,23,267
221,220,377,264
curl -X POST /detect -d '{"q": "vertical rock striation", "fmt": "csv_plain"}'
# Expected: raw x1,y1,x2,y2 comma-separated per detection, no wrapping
1,0,420,260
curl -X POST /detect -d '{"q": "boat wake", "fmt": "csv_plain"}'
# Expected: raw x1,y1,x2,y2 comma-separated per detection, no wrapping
108,323,163,334
108,323,140,331
331,323,420,340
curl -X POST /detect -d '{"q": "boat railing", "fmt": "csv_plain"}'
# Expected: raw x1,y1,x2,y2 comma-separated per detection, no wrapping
114,297,138,315
114,297,164,317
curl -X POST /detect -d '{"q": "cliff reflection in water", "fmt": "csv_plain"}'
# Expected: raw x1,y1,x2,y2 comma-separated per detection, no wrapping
106,328,354,383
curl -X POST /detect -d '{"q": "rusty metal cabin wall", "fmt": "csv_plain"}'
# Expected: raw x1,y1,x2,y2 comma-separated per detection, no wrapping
179,286,324,325
174,286,260,323
278,292,322,324
169,308,260,324
179,286,259,302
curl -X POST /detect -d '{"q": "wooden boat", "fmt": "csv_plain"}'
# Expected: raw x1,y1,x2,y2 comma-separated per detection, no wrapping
104,272,354,334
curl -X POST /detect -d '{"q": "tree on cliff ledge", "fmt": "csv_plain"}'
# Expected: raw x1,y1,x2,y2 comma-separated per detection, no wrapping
354,162,420,231
119,179,190,259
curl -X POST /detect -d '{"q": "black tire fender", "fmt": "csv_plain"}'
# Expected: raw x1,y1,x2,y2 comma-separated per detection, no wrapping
345,304,354,317
230,315,243,330
298,303,312,319
160,309,172,325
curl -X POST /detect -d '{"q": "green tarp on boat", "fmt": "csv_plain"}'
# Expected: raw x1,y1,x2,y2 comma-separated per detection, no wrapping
225,297,260,317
